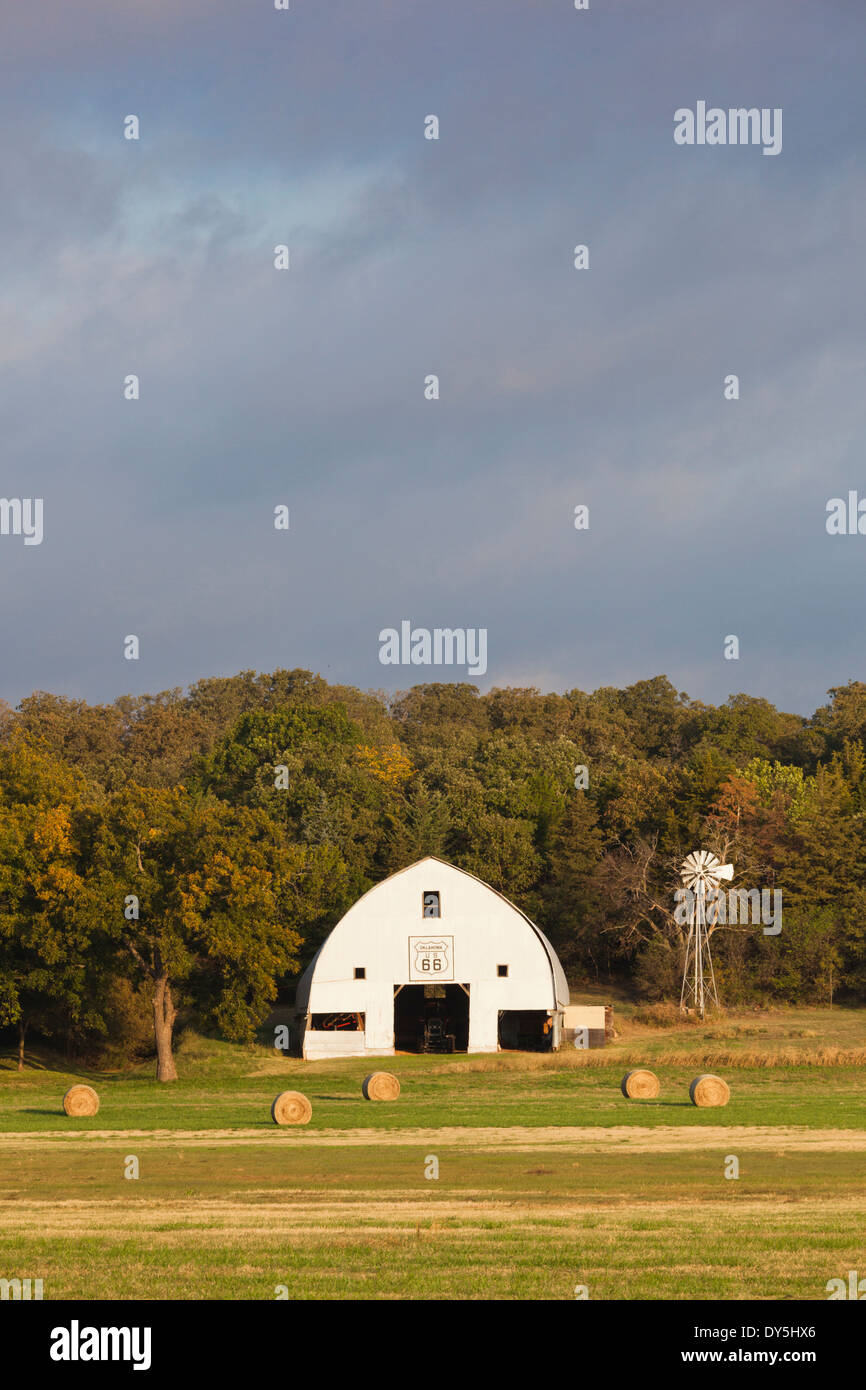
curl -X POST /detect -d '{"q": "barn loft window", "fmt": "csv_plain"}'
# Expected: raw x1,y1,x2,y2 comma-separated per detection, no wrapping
422,891,441,918
354,967,366,979
497,964,509,977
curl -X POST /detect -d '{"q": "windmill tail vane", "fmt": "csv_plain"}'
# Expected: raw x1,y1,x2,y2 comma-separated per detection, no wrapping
679,850,734,1017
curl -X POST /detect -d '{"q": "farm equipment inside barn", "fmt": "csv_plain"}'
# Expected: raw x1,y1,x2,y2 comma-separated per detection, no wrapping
309,1013,363,1031
393,982,470,1052
419,1013,456,1054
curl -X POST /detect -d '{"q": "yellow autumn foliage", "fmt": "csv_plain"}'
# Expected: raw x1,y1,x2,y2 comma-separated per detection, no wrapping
355,743,413,788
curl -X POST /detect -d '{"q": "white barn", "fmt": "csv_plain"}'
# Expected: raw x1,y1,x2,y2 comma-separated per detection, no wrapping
293,855,577,1060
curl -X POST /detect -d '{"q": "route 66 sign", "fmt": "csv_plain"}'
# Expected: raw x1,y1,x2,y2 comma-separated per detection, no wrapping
408,935,454,981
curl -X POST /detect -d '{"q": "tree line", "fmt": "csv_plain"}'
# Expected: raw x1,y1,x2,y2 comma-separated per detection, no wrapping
1,670,864,1077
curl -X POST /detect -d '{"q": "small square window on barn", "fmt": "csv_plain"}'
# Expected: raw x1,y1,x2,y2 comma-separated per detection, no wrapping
354,966,366,979
422,891,441,918
497,964,509,977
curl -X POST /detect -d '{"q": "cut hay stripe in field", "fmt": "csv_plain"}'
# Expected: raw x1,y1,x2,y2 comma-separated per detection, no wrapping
3,1193,863,1299
1,1125,865,1152
2,1194,865,1239
433,1048,866,1070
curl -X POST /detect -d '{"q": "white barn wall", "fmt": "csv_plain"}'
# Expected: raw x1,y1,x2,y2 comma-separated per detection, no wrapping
295,857,569,1059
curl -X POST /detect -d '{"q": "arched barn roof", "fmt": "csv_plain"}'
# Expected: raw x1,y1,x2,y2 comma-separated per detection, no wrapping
295,855,569,1012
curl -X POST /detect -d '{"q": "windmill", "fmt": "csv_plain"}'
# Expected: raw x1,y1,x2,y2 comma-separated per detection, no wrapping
679,850,734,1017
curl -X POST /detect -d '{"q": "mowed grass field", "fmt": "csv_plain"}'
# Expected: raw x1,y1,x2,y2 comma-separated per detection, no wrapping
1,1003,865,1299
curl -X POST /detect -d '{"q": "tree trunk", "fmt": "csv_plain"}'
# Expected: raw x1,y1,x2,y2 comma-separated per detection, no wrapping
17,1019,27,1071
153,976,178,1082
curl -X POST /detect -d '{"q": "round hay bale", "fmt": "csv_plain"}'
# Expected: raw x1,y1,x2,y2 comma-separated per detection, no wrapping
689,1074,731,1107
362,1071,401,1102
270,1090,312,1126
620,1069,660,1100
62,1084,99,1117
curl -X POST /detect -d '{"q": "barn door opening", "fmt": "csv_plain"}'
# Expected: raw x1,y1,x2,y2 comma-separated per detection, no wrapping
393,984,470,1053
498,1009,554,1052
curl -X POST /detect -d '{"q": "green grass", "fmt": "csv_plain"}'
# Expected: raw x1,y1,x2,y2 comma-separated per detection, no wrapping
2,1005,865,1299
2,1054,865,1132
2,1140,863,1200
1,1143,863,1299
3,1217,862,1300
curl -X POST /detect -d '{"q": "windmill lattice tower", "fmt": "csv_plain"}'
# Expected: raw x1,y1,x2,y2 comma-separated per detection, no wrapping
679,850,734,1017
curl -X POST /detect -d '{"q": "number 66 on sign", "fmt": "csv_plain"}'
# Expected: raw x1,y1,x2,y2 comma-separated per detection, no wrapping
408,936,454,981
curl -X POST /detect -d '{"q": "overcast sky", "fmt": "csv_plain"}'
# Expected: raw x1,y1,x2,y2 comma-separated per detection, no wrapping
2,0,864,716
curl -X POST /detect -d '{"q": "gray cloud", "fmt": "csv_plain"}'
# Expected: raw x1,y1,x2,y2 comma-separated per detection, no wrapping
2,0,865,715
